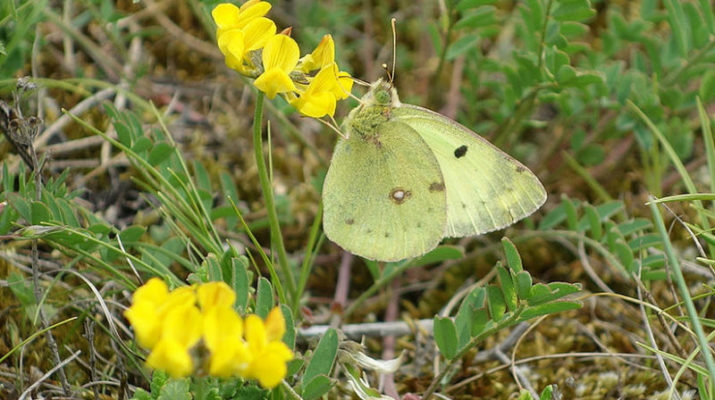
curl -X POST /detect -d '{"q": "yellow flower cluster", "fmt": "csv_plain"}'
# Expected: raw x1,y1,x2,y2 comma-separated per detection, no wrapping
124,278,293,389
212,1,353,118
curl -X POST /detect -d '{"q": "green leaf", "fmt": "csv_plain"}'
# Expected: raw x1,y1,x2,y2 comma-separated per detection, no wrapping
255,277,273,318
501,237,523,272
410,245,464,267
446,35,480,60
562,195,579,230
540,384,555,400
552,0,596,22
119,225,146,244
584,204,602,241
303,328,338,385
56,199,79,227
572,72,604,88
193,160,212,193
286,358,304,377
457,0,497,10
116,121,132,147
539,202,567,230
527,282,580,306
129,388,152,400
520,301,582,320
545,46,570,77
663,0,689,57
472,308,489,336
576,143,605,166
455,287,485,348
486,285,506,321
522,0,544,32
455,6,496,30
614,241,634,272
556,65,577,84
617,218,652,236
433,316,458,359
496,264,517,311
628,233,661,252
131,136,152,154
515,271,533,300
157,378,191,400
699,70,715,103
232,257,250,312
204,254,222,282
560,21,589,38
302,375,334,400
280,304,296,349
148,143,174,166
364,259,381,281
30,201,52,225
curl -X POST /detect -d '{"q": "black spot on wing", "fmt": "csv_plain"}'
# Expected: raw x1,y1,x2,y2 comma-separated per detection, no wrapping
345,218,355,225
516,165,525,173
454,145,468,158
429,181,445,192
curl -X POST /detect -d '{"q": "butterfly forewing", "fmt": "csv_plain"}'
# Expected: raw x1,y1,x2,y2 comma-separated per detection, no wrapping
323,120,447,261
392,105,547,238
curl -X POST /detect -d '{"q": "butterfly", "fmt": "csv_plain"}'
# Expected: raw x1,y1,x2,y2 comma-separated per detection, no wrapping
322,79,546,262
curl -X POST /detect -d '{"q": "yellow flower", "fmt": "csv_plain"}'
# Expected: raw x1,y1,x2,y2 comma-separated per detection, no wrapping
243,308,293,388
203,305,251,376
291,63,353,118
254,34,300,99
146,303,203,377
217,18,276,73
299,34,335,73
197,281,236,311
212,1,272,37
264,307,286,342
124,278,169,348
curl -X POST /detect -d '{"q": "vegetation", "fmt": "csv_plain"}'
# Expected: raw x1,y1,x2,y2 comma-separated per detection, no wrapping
1,0,714,398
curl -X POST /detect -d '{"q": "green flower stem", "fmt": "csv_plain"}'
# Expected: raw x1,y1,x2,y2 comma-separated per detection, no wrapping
252,91,297,303
422,306,524,399
294,199,324,315
649,199,715,382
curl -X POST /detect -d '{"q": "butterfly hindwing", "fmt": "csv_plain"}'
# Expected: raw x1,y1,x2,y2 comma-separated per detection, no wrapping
392,104,547,237
322,120,447,261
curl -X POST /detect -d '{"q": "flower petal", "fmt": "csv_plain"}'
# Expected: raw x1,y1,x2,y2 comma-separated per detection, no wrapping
243,17,276,52
146,338,193,377
248,350,288,388
163,304,203,348
203,305,242,352
300,34,335,72
264,307,286,342
254,68,296,99
124,301,162,348
262,34,299,73
212,3,241,31
218,29,246,70
197,281,236,311
292,91,336,118
237,0,272,27
132,278,168,305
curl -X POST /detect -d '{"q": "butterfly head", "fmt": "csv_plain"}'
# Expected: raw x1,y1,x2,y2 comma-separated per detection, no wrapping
363,78,401,108
343,78,402,141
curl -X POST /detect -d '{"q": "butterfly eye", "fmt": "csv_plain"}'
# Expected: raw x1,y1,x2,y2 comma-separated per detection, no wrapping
374,89,390,105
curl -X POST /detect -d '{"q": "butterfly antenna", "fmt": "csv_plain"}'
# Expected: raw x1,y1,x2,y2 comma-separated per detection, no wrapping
390,17,397,85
